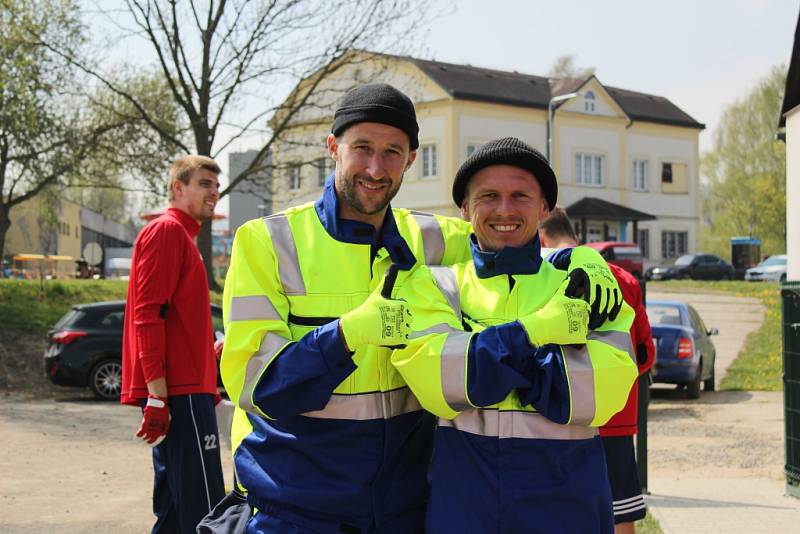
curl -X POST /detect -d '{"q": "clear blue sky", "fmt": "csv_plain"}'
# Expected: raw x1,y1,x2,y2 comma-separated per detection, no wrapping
421,0,798,151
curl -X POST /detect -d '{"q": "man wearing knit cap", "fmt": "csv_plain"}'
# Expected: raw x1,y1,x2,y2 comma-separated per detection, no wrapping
219,83,471,533
390,137,638,533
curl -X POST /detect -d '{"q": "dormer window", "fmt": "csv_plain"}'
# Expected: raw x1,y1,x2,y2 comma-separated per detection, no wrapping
584,91,596,113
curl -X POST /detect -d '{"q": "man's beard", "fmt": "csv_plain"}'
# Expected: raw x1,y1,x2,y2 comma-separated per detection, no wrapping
338,171,403,215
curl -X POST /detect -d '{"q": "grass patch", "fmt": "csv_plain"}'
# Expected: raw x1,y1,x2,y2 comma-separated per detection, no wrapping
648,280,782,391
635,511,664,534
0,279,222,335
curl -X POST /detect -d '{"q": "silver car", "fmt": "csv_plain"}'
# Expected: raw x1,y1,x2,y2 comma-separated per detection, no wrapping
744,254,787,282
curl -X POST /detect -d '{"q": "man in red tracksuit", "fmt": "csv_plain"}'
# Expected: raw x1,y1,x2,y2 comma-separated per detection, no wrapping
540,208,655,534
121,155,225,534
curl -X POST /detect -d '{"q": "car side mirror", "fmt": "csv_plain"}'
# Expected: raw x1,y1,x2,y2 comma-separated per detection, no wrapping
707,327,718,336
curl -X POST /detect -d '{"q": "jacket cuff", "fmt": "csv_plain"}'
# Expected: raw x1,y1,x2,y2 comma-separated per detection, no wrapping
317,320,357,372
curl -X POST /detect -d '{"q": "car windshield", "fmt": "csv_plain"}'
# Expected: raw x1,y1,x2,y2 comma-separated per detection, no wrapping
647,305,683,326
674,255,694,266
760,256,786,267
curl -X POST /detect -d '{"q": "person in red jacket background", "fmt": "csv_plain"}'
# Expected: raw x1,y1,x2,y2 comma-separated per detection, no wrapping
121,155,225,534
540,207,655,534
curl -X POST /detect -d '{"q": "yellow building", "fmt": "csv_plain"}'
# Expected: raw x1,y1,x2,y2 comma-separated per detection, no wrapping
269,53,704,264
5,196,82,278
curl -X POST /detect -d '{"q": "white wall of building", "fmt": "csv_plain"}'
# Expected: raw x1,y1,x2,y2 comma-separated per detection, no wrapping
787,107,800,281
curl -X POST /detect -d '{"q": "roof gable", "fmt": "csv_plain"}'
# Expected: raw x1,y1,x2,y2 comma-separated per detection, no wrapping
560,76,628,120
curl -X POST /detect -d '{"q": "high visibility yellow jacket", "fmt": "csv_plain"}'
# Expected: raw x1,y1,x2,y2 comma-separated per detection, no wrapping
220,178,471,533
390,235,637,534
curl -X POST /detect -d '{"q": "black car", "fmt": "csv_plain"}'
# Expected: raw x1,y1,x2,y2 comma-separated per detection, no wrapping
646,254,734,281
44,301,224,400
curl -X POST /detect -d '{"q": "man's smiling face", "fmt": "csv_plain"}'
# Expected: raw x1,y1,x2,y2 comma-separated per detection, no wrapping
328,122,416,228
461,164,549,252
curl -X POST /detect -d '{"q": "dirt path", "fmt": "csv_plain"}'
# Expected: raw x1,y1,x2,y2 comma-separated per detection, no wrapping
0,392,234,534
644,290,800,533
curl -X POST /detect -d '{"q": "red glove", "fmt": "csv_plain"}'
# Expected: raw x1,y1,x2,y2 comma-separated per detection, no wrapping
213,392,223,406
136,395,170,444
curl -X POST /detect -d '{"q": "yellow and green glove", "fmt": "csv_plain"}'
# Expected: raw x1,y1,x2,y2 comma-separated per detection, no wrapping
339,279,411,351
518,278,590,346
565,247,623,328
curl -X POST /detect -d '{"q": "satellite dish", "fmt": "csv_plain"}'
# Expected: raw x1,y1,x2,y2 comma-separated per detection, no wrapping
83,242,103,266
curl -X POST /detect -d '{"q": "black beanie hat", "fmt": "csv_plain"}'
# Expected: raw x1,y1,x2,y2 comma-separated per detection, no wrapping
452,137,558,210
331,83,419,149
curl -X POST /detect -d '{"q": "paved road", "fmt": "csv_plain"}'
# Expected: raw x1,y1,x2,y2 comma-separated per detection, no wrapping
644,289,800,533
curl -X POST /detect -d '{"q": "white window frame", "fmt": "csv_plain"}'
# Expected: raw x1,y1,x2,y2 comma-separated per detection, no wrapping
633,159,648,191
584,91,596,113
421,144,438,179
289,165,301,191
575,152,604,186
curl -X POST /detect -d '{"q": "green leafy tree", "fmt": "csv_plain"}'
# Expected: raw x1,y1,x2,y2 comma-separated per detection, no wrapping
0,1,183,259
0,0,89,261
67,69,186,221
700,65,787,258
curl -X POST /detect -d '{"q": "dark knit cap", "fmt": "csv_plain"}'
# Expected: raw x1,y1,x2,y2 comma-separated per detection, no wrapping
452,137,558,210
331,83,419,149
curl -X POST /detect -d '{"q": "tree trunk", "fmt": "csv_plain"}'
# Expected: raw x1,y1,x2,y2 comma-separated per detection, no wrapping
0,203,11,266
197,219,219,292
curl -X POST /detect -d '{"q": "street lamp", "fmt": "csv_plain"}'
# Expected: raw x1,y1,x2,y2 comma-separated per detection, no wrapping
547,91,581,162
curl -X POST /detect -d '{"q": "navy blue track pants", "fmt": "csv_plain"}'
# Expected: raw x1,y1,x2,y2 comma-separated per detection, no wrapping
149,393,226,534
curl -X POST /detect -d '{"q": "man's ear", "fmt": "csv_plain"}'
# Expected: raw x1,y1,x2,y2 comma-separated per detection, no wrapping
405,149,417,170
326,134,338,158
460,201,470,222
170,179,183,200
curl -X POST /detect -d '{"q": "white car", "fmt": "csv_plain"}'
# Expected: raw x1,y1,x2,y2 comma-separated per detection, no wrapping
744,255,787,282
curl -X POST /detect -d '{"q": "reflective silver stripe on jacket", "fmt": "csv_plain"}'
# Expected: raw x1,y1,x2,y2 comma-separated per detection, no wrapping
429,266,462,322
588,329,636,363
301,387,422,420
229,295,281,322
563,345,596,426
240,332,292,415
409,322,461,339
439,409,597,440
411,211,445,265
441,331,473,412
263,214,305,296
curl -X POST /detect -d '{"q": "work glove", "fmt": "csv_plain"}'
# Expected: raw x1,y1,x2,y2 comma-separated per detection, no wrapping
518,278,590,347
136,394,170,445
564,247,623,329
339,266,411,350
214,331,224,361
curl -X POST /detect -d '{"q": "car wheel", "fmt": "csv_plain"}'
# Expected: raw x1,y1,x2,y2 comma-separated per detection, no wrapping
686,362,702,399
89,359,122,401
703,364,716,392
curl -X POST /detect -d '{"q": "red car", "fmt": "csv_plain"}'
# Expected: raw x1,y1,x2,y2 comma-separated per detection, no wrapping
585,241,644,280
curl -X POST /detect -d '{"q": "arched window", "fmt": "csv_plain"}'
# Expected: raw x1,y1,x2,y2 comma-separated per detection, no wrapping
584,91,596,113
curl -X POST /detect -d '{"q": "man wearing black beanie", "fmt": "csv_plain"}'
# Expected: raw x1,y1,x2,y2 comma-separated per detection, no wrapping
219,83,471,533
388,136,637,533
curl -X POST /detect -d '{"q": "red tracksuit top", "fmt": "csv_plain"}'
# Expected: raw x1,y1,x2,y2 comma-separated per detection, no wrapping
599,263,656,436
121,208,217,405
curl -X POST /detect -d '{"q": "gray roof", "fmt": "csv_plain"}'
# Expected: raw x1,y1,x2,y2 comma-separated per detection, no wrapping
408,57,705,130
780,9,800,128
